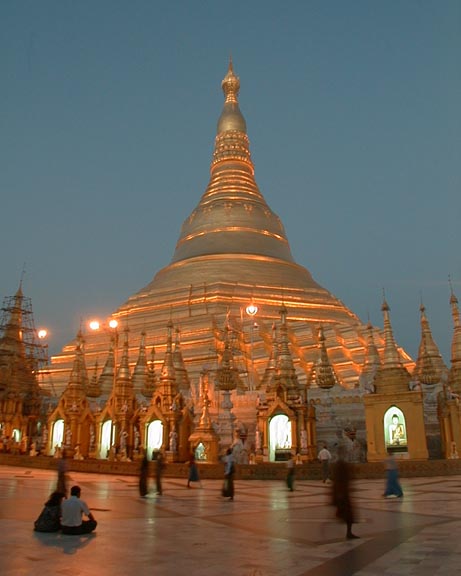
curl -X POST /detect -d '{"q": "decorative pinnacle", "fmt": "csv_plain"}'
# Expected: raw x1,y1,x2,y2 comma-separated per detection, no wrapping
221,57,240,104
449,275,458,306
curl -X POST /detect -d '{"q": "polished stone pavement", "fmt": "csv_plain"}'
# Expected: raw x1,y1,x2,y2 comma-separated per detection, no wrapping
1,465,460,576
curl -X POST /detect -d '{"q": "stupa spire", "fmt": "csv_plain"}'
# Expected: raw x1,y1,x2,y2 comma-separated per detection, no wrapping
86,359,101,398
221,57,240,105
373,299,410,393
64,332,89,403
448,285,461,393
260,322,278,390
98,340,115,395
173,327,190,392
142,344,157,398
276,306,299,397
0,283,25,356
166,61,296,268
132,331,149,392
413,302,445,385
449,286,461,361
381,298,402,369
159,320,178,406
359,322,381,392
215,323,243,392
116,328,131,383
363,322,381,370
314,325,337,390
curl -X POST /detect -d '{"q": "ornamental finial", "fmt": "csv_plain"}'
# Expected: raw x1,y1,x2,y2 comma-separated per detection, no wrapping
221,56,240,104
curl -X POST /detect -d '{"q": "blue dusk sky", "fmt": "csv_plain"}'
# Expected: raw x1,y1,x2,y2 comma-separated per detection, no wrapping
1,1,460,362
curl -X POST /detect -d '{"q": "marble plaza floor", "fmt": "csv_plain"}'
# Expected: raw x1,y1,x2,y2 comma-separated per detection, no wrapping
1,466,461,576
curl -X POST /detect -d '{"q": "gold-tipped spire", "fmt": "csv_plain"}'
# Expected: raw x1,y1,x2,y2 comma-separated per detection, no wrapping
216,59,247,135
146,60,340,311
359,322,381,391
116,328,131,383
315,325,337,390
413,302,445,385
98,340,116,395
260,322,278,390
173,327,190,392
448,285,461,392
221,57,240,104
373,298,410,393
275,306,299,396
159,320,178,408
86,359,101,398
63,334,89,410
215,324,243,392
381,299,402,369
132,331,149,392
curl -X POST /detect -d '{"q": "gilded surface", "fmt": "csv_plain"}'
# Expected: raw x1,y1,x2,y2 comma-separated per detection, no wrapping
45,62,414,396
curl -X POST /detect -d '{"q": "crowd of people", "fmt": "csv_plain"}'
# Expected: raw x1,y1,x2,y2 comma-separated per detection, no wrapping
33,442,404,540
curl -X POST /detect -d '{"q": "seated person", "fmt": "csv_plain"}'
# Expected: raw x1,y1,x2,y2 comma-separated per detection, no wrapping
34,491,65,532
61,485,97,535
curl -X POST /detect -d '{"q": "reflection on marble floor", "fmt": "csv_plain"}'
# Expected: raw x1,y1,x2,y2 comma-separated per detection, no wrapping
1,466,461,576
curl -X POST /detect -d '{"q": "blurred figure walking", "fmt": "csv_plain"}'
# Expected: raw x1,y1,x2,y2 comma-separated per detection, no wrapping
187,453,202,488
155,450,166,495
383,451,403,498
56,454,68,496
139,454,149,497
286,453,295,491
331,449,358,539
318,443,332,483
222,448,235,501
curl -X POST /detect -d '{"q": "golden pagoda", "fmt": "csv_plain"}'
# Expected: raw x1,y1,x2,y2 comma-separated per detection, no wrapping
45,61,416,460
0,284,45,451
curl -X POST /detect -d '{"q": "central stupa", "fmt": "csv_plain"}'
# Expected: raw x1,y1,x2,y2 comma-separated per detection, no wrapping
49,61,411,396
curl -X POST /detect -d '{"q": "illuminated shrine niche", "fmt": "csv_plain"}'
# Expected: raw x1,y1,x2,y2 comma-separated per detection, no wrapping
195,442,206,461
269,414,292,461
147,420,163,460
384,407,407,449
100,420,113,459
52,419,64,453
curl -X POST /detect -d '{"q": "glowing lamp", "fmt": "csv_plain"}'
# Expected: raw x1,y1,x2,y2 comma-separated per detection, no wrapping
38,329,47,339
246,304,258,317
89,320,100,331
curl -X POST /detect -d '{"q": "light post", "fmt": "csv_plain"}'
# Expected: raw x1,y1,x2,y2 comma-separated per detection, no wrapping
245,303,258,390
89,319,119,368
36,328,50,450
89,318,120,457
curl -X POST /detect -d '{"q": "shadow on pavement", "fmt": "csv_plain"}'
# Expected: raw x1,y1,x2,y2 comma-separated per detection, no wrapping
33,531,97,554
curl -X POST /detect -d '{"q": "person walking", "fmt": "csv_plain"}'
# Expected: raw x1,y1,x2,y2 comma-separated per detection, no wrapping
331,450,358,539
222,448,235,501
56,454,68,496
318,443,332,483
383,451,403,498
61,485,97,535
139,454,149,497
187,453,202,488
286,453,295,491
155,450,166,495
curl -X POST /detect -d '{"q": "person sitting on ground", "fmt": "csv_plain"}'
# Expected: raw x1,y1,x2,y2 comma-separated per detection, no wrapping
61,485,97,535
34,491,65,532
